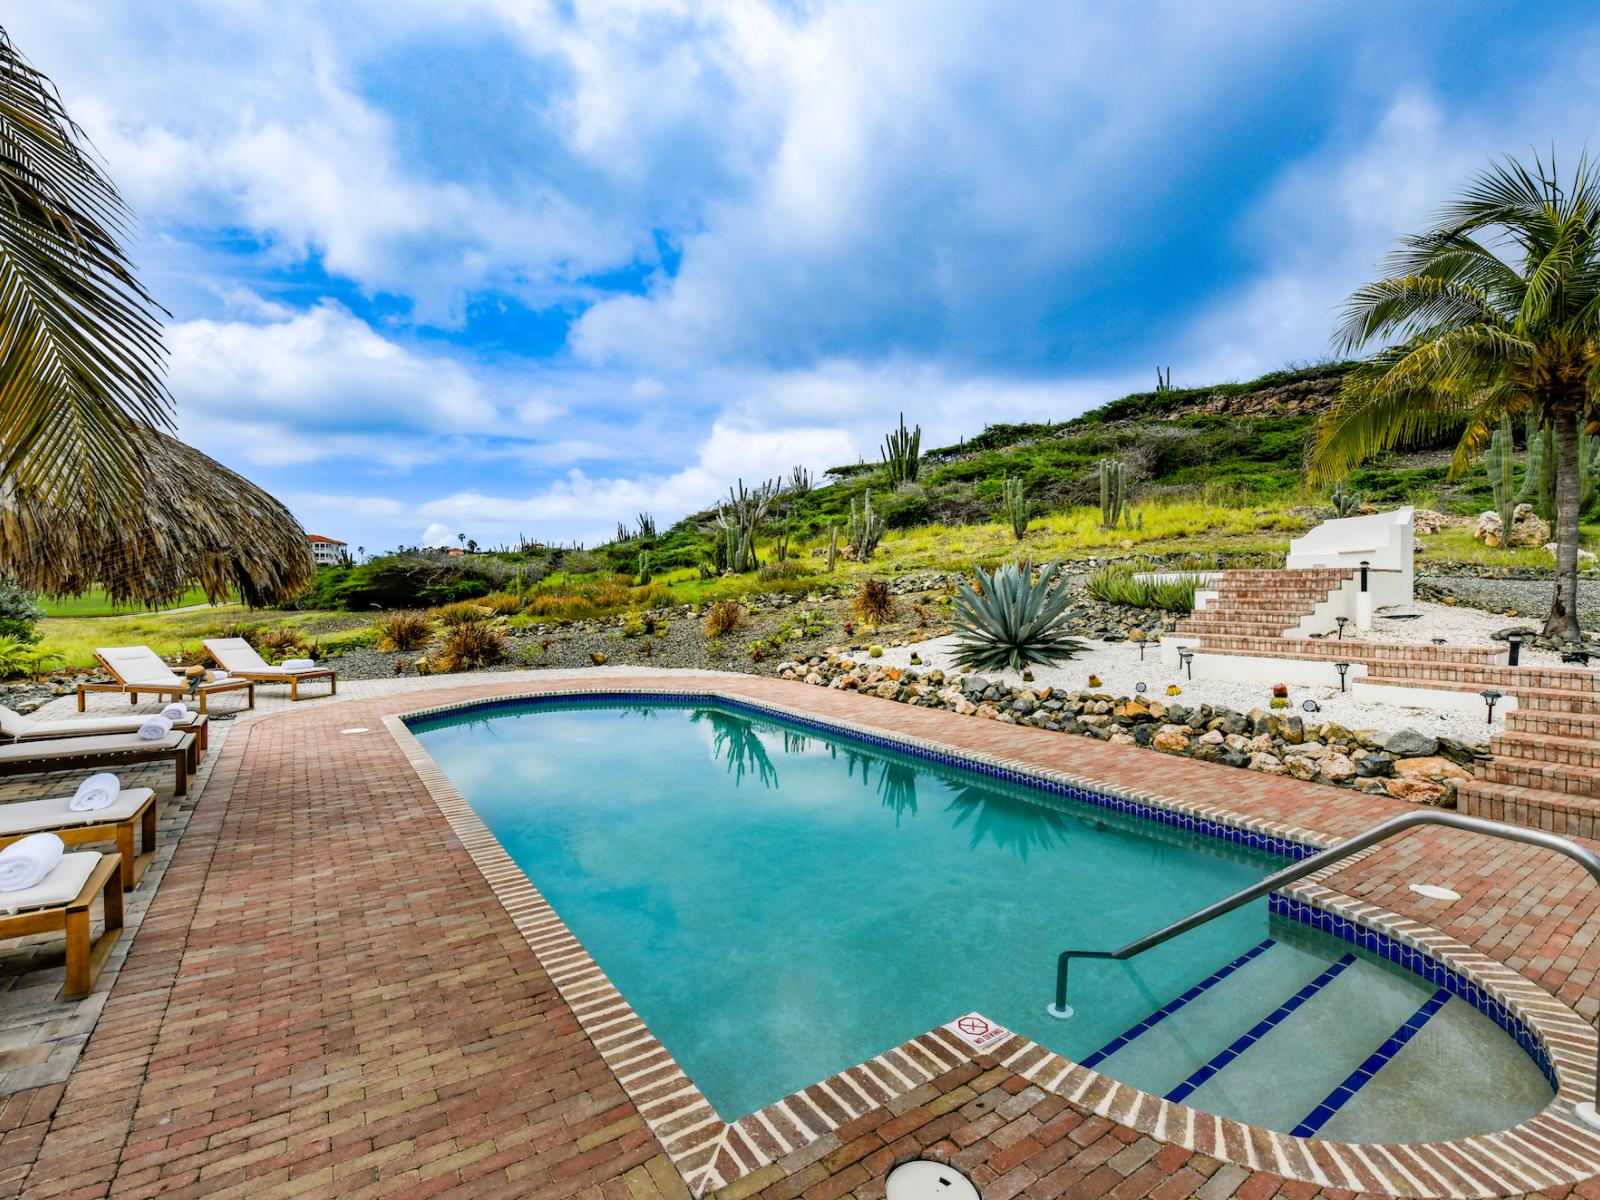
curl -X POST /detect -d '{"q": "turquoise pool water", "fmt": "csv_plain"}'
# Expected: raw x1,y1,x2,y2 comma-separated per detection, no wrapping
409,697,1553,1138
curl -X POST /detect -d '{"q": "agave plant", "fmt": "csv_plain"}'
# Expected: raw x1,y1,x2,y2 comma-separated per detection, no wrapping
951,561,1085,672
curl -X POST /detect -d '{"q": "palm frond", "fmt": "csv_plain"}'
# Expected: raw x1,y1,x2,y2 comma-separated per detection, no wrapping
1333,275,1507,353
0,31,172,508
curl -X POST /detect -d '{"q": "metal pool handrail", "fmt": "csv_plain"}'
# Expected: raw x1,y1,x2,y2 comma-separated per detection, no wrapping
1047,809,1600,1125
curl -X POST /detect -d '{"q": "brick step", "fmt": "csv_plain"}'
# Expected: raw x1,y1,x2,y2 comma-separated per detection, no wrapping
1177,623,1304,639
1360,675,1600,713
1189,635,1504,665
1492,731,1600,770
1375,663,1600,693
1478,758,1600,799
1210,585,1343,598
1190,603,1324,617
1507,710,1600,738
1457,780,1600,840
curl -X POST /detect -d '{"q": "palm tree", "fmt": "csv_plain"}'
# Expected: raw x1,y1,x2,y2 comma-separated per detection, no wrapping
0,30,172,506
1310,153,1600,642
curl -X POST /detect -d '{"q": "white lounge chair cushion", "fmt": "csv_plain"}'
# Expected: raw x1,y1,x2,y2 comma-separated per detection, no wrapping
0,789,154,836
0,704,200,741
97,646,185,687
202,638,329,679
0,732,187,763
0,851,100,914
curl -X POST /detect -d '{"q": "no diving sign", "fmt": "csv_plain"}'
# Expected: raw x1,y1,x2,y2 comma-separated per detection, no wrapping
946,1012,1010,1051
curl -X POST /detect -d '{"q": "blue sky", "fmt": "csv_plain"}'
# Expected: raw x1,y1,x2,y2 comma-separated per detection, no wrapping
13,1,1600,551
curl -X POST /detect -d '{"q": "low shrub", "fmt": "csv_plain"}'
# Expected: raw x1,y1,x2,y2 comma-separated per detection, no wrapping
852,578,895,627
478,591,525,616
757,559,810,582
253,627,313,663
430,621,508,672
1085,562,1198,612
705,600,744,637
376,610,434,651
0,637,58,679
0,581,43,644
432,600,495,627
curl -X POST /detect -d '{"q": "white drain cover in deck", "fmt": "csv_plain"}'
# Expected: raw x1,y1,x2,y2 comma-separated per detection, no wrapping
887,1162,979,1200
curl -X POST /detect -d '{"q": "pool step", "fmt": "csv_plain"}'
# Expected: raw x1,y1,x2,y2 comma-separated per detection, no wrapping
1084,941,1550,1140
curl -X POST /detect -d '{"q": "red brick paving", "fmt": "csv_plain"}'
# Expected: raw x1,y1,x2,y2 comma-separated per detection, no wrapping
2,671,1598,1199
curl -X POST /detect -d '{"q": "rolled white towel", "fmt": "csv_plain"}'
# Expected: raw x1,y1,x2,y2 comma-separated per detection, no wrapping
159,703,189,722
138,714,173,741
0,832,64,892
70,772,120,812
281,657,316,670
208,670,229,681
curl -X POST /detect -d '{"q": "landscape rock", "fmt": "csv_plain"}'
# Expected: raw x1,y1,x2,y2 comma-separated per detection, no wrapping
1383,729,1439,758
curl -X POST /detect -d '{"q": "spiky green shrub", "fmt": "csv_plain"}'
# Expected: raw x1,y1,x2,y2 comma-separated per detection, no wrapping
1000,475,1030,540
951,561,1086,672
1085,562,1197,612
849,491,885,561
881,413,921,486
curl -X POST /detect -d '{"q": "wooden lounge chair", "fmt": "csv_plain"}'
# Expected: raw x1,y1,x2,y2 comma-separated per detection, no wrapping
0,731,198,795
78,646,254,715
0,702,208,755
0,788,157,890
202,638,336,701
0,852,123,998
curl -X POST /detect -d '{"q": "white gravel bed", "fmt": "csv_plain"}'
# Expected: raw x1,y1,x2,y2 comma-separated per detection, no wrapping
1356,600,1561,665
876,634,1503,746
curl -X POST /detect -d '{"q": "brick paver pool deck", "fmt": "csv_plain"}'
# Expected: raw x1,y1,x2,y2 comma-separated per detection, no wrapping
2,668,1600,1199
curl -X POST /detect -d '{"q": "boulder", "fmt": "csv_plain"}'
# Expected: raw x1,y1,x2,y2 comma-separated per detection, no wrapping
1249,752,1286,775
1384,729,1438,758
1477,503,1550,547
1152,729,1189,753
1544,542,1600,565
1386,777,1449,805
1320,752,1356,783
1393,755,1470,781
1286,755,1319,781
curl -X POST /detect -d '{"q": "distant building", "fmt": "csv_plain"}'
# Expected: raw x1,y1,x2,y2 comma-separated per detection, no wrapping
307,534,348,566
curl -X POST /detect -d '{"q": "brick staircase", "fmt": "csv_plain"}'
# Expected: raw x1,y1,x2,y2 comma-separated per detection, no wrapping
1459,696,1600,837
1173,568,1600,836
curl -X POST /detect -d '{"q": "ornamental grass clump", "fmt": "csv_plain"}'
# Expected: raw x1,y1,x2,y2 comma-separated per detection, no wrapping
852,578,895,627
951,561,1086,673
376,610,433,651
430,621,508,672
1085,561,1197,612
432,600,495,627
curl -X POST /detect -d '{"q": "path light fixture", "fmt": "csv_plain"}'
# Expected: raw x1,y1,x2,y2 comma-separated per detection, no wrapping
1138,641,1146,661
1179,649,1194,680
1507,634,1524,666
1359,560,1371,592
1135,681,1147,694
1481,690,1502,724
1335,616,1348,640
1431,637,1447,646
1334,662,1351,693
1302,699,1320,713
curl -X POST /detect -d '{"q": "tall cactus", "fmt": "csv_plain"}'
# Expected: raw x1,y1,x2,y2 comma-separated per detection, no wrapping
849,490,885,561
826,524,840,572
1001,475,1030,541
1485,415,1518,537
1099,457,1126,530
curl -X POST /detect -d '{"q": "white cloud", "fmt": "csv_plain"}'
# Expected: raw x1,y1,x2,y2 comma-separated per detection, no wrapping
420,522,458,548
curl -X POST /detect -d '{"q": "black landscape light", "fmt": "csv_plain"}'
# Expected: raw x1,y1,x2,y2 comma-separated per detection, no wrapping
1302,699,1320,713
1507,634,1524,666
1179,649,1194,680
1335,616,1348,640
1135,681,1147,694
1334,662,1351,693
1480,690,1502,724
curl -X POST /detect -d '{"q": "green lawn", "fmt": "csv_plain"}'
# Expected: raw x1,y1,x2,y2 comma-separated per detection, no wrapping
36,605,372,671
41,585,227,617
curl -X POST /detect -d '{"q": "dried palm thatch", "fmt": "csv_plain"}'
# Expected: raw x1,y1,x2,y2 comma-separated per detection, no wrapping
0,426,314,608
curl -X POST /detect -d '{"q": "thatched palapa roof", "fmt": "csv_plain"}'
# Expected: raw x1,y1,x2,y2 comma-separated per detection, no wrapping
0,428,315,608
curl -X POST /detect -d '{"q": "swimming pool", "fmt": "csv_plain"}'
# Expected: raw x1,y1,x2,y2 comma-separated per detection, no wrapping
408,695,1553,1142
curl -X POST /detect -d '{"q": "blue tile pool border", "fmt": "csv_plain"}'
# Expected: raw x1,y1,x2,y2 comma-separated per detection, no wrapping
403,689,1560,1096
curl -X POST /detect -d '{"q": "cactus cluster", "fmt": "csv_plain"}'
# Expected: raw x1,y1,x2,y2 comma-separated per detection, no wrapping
1330,479,1360,517
715,478,778,573
881,413,922,487
849,490,885,561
